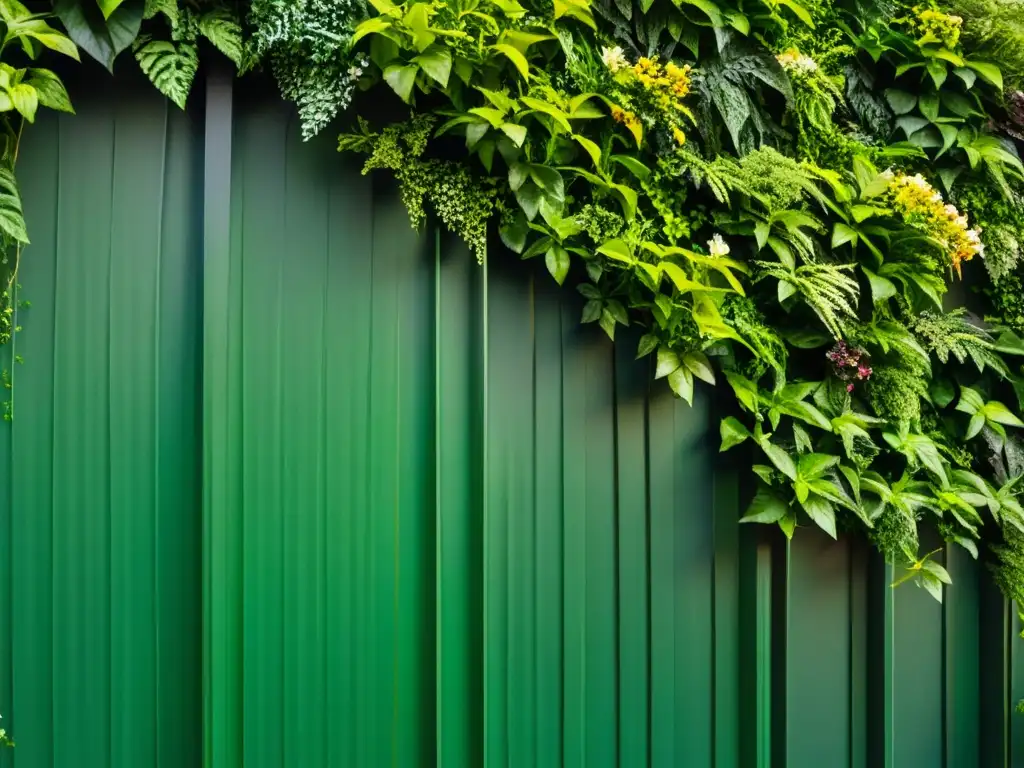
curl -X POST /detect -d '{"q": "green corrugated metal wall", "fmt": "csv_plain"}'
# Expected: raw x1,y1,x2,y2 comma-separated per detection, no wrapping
0,66,1023,767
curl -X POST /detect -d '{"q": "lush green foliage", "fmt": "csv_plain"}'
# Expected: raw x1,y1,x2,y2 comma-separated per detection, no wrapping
12,0,1024,618
327,0,1024,609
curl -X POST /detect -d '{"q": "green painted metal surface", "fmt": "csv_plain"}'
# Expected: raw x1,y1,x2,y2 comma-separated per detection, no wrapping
0,68,203,768
3,68,1024,768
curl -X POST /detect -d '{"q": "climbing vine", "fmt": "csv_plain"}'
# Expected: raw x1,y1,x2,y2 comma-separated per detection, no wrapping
0,6,1023,727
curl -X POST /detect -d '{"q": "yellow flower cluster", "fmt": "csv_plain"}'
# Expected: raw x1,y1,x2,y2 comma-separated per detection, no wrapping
883,170,983,275
632,57,692,114
911,6,963,49
610,105,642,134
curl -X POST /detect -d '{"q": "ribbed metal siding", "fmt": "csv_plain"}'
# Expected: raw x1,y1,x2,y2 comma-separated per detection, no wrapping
0,68,203,768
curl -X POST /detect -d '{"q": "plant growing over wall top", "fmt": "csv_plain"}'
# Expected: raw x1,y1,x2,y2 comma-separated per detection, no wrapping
4,0,1024,623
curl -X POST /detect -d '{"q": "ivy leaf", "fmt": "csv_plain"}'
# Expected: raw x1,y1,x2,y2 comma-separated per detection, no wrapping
720,417,750,451
545,245,570,285
740,488,789,524
384,64,418,103
655,346,681,379
25,69,74,114
0,166,28,244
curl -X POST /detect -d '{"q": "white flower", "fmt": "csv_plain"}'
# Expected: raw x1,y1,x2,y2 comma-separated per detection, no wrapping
601,46,628,73
930,192,943,203
708,234,731,258
944,204,959,217
777,50,818,73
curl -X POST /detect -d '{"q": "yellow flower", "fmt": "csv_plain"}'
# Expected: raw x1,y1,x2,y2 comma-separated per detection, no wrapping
672,125,686,146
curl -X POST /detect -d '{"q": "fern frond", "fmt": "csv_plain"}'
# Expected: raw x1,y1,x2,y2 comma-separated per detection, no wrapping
911,309,1010,377
756,261,860,338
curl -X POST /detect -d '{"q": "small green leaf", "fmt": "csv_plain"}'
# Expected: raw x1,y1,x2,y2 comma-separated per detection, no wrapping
741,489,789,524
655,346,681,379
545,245,570,285
884,89,917,115
26,68,74,113
637,334,658,359
10,84,37,122
683,351,715,385
720,417,750,451
491,43,530,80
383,64,418,103
0,166,28,243
668,366,694,403
414,48,452,86
966,60,1003,91
500,122,527,147
801,496,837,539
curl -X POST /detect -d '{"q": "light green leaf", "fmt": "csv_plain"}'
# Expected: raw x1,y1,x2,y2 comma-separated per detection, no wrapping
572,134,601,167
384,64,418,103
668,366,694,403
351,17,393,47
741,489,789,524
414,48,452,86
801,496,837,538
966,60,1003,91
491,43,531,80
983,402,1024,428
9,84,37,123
832,223,858,248
683,351,715,385
863,267,896,303
134,38,198,110
198,10,242,66
597,238,633,264
720,417,750,451
761,440,798,481
545,245,569,285
655,346,681,379
98,0,127,19
26,69,74,114
0,166,28,243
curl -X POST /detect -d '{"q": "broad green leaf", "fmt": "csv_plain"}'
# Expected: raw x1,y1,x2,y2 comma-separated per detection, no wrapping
741,489,789,524
197,9,242,65
597,238,633,264
983,402,1024,428
499,212,529,254
98,0,127,19
797,453,840,479
683,351,715,385
801,496,837,538
637,334,658,359
491,43,531,80
351,17,393,47
54,0,140,70
655,346,681,379
545,245,570,285
26,69,74,114
720,417,750,451
966,60,1003,91
832,223,858,248
384,64,418,103
956,387,985,415
500,123,527,148
668,366,694,403
862,267,896,303
10,84,37,122
884,89,917,115
761,440,797,481
134,38,198,110
0,166,28,243
610,155,650,181
572,134,601,167
519,96,572,132
414,48,452,86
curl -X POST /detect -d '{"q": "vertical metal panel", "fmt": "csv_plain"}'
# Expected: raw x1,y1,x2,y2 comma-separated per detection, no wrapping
0,68,203,768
